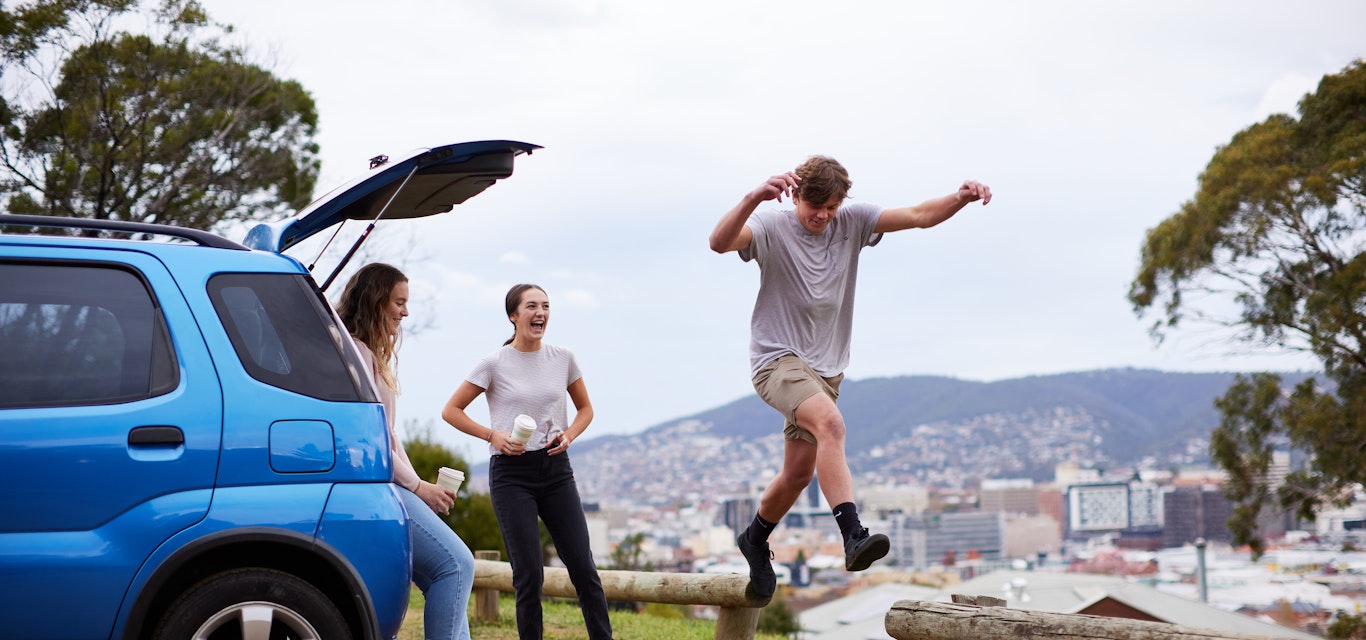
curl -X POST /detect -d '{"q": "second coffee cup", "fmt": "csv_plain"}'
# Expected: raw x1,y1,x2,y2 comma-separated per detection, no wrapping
511,414,536,445
437,467,464,493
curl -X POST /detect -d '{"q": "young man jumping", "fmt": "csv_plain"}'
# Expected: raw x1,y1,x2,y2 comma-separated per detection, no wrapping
709,155,991,598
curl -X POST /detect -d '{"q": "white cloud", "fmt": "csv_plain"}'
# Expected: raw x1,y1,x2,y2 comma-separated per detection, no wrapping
428,266,480,290
197,0,1363,444
558,288,600,310
456,0,613,29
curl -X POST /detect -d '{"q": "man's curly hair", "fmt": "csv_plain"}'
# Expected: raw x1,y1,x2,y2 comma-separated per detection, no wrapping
794,155,852,206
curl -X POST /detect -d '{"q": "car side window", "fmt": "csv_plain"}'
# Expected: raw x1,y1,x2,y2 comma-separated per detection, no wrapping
208,273,373,402
0,261,178,408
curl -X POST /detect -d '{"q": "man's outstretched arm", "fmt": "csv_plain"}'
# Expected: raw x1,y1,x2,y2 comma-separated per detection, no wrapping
710,172,800,253
874,180,992,233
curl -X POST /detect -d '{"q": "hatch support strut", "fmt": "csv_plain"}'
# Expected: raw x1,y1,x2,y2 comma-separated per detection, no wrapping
317,162,420,292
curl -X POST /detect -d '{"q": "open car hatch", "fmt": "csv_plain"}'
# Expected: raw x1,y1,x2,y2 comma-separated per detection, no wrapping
244,139,540,254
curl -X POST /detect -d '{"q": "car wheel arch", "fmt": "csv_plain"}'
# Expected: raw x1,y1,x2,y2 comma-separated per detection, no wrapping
120,526,381,640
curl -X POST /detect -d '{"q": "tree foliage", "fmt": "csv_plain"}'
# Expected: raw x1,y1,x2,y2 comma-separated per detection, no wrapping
1329,611,1366,640
756,587,799,636
445,491,506,559
402,420,464,483
606,531,653,572
0,0,319,227
1130,60,1366,555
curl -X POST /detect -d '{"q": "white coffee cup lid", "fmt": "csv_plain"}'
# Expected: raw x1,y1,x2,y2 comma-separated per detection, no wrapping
439,467,464,479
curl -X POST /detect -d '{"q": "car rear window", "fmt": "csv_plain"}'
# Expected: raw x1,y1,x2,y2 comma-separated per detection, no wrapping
0,261,178,408
208,273,374,402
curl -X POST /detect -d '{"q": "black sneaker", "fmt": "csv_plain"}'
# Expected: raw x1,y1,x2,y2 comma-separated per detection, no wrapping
843,527,889,571
735,534,776,599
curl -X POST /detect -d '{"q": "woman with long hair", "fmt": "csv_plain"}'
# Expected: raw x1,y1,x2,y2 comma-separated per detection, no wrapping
441,283,613,639
337,263,475,640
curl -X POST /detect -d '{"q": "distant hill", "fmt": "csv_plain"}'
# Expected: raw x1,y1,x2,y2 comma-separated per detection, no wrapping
474,368,1316,504
841,369,1258,460
635,368,1313,460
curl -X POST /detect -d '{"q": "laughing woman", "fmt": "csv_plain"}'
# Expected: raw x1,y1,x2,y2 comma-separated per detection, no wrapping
441,283,613,640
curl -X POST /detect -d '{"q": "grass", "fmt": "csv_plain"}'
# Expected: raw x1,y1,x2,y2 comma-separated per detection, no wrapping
398,587,791,640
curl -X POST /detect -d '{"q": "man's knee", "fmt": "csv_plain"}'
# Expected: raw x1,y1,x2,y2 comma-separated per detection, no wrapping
802,411,845,443
795,394,845,439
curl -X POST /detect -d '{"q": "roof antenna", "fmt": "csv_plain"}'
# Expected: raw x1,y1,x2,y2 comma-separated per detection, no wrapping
318,162,419,292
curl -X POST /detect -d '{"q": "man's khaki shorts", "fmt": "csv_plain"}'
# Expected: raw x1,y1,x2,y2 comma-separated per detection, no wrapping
752,354,844,445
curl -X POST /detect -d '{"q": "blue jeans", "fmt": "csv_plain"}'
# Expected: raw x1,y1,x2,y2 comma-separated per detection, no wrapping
491,450,612,640
401,488,475,640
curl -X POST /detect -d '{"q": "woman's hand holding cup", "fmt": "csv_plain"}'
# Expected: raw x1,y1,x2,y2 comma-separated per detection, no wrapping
492,430,525,456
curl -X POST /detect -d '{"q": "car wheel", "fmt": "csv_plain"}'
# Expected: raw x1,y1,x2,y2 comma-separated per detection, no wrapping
153,568,352,640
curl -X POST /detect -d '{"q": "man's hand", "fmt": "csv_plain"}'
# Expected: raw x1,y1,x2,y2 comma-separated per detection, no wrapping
752,172,801,203
875,180,995,233
957,180,992,205
712,171,800,253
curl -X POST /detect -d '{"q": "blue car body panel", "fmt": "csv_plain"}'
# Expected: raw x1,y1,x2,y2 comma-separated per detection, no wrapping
0,138,537,639
0,239,406,639
317,483,414,639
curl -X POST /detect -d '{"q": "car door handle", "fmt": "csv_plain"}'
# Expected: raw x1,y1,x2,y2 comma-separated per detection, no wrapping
128,426,184,446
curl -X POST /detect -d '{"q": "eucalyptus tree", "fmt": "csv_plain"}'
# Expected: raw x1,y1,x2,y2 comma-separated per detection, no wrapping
0,0,319,228
1130,60,1366,555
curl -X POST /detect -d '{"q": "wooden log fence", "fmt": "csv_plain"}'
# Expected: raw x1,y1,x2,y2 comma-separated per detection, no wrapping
471,554,772,640
886,597,1300,640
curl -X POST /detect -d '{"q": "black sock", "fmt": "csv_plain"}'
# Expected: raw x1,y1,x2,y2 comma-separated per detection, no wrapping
833,502,862,537
744,513,777,545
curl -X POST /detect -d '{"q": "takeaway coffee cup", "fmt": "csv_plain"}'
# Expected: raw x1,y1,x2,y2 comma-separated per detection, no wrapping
437,467,464,493
511,414,536,445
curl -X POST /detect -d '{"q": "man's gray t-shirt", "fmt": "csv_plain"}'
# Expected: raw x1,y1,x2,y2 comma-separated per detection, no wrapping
466,343,582,455
740,202,883,377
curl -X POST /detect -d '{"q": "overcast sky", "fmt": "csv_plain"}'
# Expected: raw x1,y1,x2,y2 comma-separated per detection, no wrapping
199,0,1365,462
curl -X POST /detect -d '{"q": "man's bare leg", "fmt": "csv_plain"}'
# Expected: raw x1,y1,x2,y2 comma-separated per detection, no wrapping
792,392,853,506
792,392,889,571
757,438,817,523
737,438,814,599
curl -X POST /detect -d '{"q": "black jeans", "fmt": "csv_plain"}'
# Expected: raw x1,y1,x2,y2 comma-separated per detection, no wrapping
490,449,612,640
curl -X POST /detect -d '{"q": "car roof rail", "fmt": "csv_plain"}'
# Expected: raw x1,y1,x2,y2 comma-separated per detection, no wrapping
0,214,248,251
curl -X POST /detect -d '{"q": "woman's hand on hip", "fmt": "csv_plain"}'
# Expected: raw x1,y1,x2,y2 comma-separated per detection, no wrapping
547,432,572,456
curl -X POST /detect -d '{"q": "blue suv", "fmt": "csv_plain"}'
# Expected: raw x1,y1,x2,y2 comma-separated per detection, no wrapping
0,140,538,639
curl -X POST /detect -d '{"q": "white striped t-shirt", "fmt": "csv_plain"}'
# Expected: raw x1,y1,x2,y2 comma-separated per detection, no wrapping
465,343,582,456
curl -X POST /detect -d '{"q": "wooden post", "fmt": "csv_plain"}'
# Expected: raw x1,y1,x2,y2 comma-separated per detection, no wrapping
715,606,761,640
473,551,501,622
470,558,770,639
472,559,768,608
884,600,1286,640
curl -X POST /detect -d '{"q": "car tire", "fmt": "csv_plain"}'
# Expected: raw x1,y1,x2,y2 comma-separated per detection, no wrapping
152,567,353,640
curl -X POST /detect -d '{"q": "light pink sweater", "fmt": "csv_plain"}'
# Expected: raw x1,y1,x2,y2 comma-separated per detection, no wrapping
353,338,421,492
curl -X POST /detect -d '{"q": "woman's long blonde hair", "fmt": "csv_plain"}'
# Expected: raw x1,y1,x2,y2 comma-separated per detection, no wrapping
337,263,407,392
